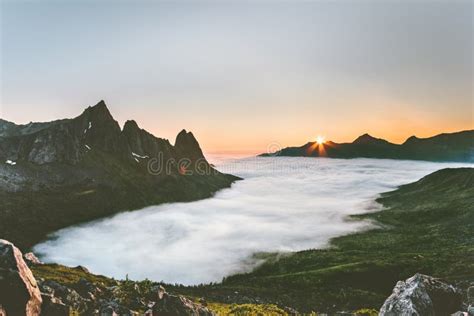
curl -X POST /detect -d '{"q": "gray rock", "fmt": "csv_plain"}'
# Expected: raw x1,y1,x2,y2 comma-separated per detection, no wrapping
0,239,42,316
152,285,214,316
74,277,101,300
40,293,70,316
379,273,463,316
39,279,89,313
99,301,136,316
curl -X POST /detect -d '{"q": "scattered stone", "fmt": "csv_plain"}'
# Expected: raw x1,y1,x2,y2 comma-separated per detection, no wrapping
39,279,89,313
74,277,101,299
152,286,214,316
40,294,70,316
99,301,136,316
0,239,42,316
379,273,463,316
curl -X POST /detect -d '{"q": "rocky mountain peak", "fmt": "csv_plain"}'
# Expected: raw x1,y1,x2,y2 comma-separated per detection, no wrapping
174,129,205,161
122,120,140,133
81,100,116,125
353,133,389,145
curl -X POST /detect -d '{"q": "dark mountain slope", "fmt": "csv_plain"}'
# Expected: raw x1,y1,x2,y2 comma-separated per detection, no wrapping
262,130,474,162
0,101,239,249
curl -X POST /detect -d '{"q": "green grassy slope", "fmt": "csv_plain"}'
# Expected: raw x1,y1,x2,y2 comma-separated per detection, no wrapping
175,168,474,313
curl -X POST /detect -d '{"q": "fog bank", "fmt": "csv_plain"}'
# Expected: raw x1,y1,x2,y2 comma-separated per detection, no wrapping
34,157,470,285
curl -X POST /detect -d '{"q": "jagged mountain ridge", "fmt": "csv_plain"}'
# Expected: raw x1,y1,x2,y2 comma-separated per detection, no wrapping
261,130,474,162
0,100,205,167
0,101,239,249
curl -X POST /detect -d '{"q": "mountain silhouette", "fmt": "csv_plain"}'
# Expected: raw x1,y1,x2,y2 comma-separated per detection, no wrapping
261,130,474,162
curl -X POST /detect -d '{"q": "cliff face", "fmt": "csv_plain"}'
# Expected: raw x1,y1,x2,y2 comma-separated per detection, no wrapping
0,101,240,248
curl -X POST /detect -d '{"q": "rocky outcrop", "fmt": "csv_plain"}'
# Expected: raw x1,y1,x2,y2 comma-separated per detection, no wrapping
174,129,206,161
0,239,42,316
151,285,214,316
0,239,220,316
379,273,463,316
99,301,136,316
122,119,176,166
24,252,43,266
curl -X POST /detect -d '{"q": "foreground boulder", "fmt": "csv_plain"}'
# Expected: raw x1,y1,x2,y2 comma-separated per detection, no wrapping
379,273,463,315
152,285,214,316
0,239,42,316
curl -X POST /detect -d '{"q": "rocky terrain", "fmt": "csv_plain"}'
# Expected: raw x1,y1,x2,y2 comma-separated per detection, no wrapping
0,101,239,249
261,130,474,162
1,238,473,315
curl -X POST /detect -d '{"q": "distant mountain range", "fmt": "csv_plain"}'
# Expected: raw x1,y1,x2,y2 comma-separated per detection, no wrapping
0,100,239,248
261,130,474,162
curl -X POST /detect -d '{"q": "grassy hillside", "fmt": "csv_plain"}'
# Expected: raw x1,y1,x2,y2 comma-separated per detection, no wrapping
173,168,474,312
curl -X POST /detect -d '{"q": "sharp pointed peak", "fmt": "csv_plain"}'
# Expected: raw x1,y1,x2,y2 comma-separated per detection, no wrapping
175,129,198,146
96,99,106,106
123,120,140,130
82,100,114,119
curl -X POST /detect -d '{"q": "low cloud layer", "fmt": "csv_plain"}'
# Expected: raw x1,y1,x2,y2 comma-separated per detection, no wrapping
34,157,470,285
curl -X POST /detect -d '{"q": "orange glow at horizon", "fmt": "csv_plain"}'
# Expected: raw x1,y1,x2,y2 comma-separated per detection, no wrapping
316,135,325,145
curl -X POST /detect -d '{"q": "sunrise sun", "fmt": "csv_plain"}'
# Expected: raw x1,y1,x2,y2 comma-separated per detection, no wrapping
316,135,326,145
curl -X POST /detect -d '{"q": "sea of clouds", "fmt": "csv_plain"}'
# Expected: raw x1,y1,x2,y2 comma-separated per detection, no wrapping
34,157,471,285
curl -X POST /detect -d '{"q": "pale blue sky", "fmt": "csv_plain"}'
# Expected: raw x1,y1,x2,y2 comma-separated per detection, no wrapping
1,0,472,153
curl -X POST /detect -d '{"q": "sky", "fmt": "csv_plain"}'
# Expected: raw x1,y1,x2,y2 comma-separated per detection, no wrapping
1,0,472,155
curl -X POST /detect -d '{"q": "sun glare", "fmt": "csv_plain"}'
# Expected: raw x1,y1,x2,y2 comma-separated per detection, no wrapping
316,135,325,145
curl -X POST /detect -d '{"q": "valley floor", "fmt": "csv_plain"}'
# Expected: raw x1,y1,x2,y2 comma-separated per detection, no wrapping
165,167,474,313
27,167,474,313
